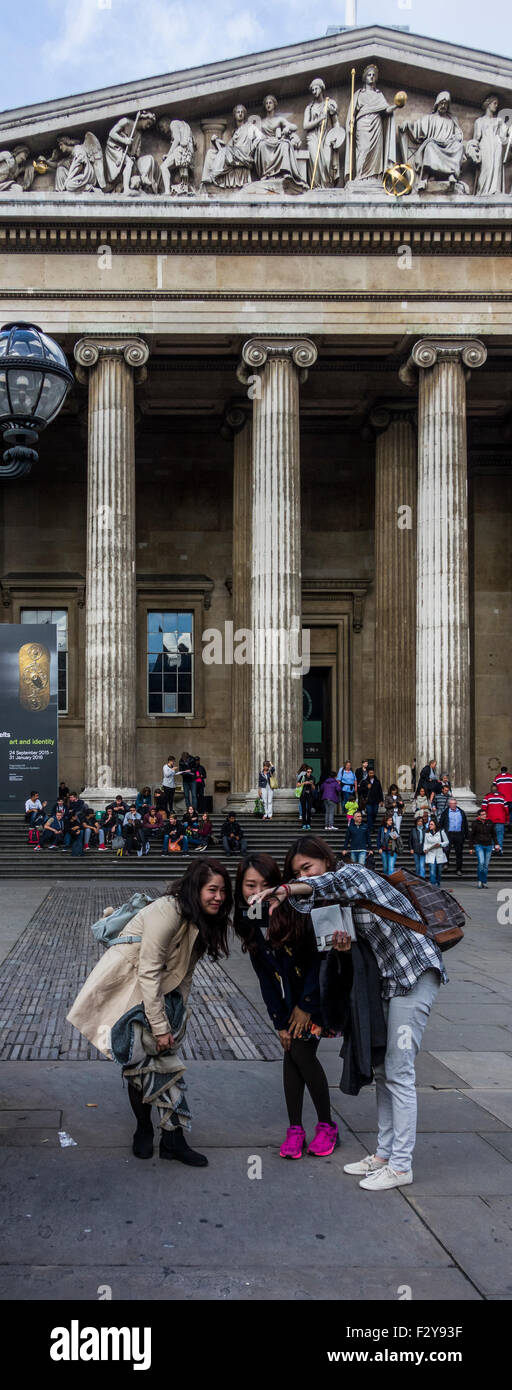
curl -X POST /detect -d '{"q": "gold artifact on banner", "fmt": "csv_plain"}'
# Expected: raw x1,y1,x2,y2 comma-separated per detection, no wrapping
19,642,51,711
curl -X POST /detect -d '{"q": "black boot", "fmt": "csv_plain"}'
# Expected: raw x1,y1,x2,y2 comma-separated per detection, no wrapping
128,1082,154,1159
159,1126,208,1167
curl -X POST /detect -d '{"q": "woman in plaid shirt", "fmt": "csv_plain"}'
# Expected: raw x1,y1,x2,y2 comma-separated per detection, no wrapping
250,835,446,1192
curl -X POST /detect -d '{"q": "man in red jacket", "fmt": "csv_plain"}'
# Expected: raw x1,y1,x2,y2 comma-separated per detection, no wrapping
494,767,512,832
481,783,509,852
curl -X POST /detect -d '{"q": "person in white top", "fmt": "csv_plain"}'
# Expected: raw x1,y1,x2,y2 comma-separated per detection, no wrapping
162,756,176,816
423,818,449,887
25,792,42,824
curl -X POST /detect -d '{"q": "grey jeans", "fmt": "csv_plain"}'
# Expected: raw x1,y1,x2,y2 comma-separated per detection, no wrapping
324,799,336,827
373,969,440,1173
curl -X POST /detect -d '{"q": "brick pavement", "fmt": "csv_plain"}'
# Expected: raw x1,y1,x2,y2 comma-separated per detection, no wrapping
0,886,281,1063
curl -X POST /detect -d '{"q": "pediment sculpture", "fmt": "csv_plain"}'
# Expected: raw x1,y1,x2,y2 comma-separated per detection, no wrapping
1,67,511,200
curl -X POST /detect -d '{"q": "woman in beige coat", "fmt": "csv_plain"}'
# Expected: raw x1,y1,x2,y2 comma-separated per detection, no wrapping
67,858,232,1166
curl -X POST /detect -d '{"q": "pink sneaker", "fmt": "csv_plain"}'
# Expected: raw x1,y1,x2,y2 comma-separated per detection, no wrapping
280,1125,306,1159
307,1122,340,1157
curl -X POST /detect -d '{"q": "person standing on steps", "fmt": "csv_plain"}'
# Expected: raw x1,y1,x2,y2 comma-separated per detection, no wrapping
234,851,339,1160
67,859,232,1167
409,813,427,878
299,766,316,830
469,807,500,887
364,766,384,840
439,797,468,876
258,759,276,820
162,756,177,817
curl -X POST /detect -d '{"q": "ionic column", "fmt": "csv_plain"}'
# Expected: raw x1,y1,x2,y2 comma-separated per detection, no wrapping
400,338,487,810
226,409,252,797
74,336,149,806
372,409,416,794
239,337,317,806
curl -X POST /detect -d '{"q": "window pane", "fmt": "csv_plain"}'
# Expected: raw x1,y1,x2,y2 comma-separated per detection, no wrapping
178,673,191,692
178,691,192,714
148,694,162,714
147,633,162,654
163,612,177,628
163,674,177,692
148,675,162,693
147,612,163,633
148,653,163,674
178,613,192,639
163,630,178,655
164,693,177,714
21,609,36,624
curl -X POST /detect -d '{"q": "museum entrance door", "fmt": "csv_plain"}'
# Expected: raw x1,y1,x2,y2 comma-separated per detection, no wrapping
303,667,332,784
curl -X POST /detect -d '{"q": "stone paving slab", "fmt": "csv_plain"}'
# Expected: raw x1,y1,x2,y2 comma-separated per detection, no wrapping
407,1195,512,1300
0,1263,481,1302
461,1091,512,1126
0,1146,458,1271
431,1052,512,1088
421,1025,512,1051
478,1131,512,1162
0,887,281,1064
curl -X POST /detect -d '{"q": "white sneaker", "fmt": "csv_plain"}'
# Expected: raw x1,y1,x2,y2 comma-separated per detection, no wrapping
359,1164,413,1191
344,1154,385,1176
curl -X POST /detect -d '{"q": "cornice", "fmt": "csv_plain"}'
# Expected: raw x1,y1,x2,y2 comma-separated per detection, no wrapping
1,218,511,255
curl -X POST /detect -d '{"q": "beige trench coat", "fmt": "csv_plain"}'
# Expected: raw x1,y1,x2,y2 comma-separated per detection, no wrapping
67,895,199,1056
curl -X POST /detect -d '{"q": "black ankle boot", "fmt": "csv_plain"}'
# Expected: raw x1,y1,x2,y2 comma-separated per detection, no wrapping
128,1083,154,1159
159,1127,208,1167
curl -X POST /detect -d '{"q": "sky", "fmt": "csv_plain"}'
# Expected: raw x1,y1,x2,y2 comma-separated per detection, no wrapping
2,0,512,113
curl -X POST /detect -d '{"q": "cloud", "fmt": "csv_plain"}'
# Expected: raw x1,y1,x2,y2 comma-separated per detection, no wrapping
41,0,266,84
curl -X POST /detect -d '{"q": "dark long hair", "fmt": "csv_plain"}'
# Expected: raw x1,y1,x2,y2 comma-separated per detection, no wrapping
263,835,336,949
165,858,232,961
233,853,282,954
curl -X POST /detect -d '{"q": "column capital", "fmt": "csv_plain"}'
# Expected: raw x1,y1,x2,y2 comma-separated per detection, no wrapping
238,336,317,386
74,336,149,385
399,337,487,385
369,405,417,436
220,401,249,439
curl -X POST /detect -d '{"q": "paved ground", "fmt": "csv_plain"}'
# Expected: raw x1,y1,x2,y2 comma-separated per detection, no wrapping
0,878,511,1300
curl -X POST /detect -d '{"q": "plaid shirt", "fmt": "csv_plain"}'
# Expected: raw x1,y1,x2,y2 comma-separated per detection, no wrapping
291,864,447,999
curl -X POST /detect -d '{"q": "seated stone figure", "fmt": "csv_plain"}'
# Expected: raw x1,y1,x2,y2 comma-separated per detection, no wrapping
253,94,308,192
399,91,466,192
206,104,262,189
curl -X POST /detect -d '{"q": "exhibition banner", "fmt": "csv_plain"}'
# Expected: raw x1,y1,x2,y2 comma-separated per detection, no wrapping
0,624,58,813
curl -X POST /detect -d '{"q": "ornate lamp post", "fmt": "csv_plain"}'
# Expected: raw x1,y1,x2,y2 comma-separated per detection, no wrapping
0,321,74,478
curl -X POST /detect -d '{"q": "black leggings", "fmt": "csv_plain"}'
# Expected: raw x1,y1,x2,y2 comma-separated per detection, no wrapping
283,1038,331,1126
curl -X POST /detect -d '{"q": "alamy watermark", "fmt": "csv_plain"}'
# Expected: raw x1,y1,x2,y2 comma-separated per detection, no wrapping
201,619,310,676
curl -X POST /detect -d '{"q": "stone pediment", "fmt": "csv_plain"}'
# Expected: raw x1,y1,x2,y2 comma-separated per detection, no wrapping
1,25,512,204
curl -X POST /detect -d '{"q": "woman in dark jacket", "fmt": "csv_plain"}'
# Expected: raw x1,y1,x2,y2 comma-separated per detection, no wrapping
469,808,499,887
377,814,401,875
234,851,339,1161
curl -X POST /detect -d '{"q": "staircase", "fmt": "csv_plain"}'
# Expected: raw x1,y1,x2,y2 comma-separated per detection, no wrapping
3,811,512,882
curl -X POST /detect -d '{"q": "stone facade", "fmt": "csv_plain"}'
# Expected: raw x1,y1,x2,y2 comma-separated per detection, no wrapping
0,26,511,807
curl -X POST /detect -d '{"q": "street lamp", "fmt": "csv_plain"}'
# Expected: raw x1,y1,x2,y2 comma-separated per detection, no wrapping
0,321,74,478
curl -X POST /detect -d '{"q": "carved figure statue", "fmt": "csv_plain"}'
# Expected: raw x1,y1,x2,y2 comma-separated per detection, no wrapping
468,95,511,196
44,135,76,190
105,112,161,194
0,145,33,191
64,132,105,192
303,78,344,187
158,117,196,194
345,64,396,183
210,105,262,189
253,93,308,191
399,91,465,191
